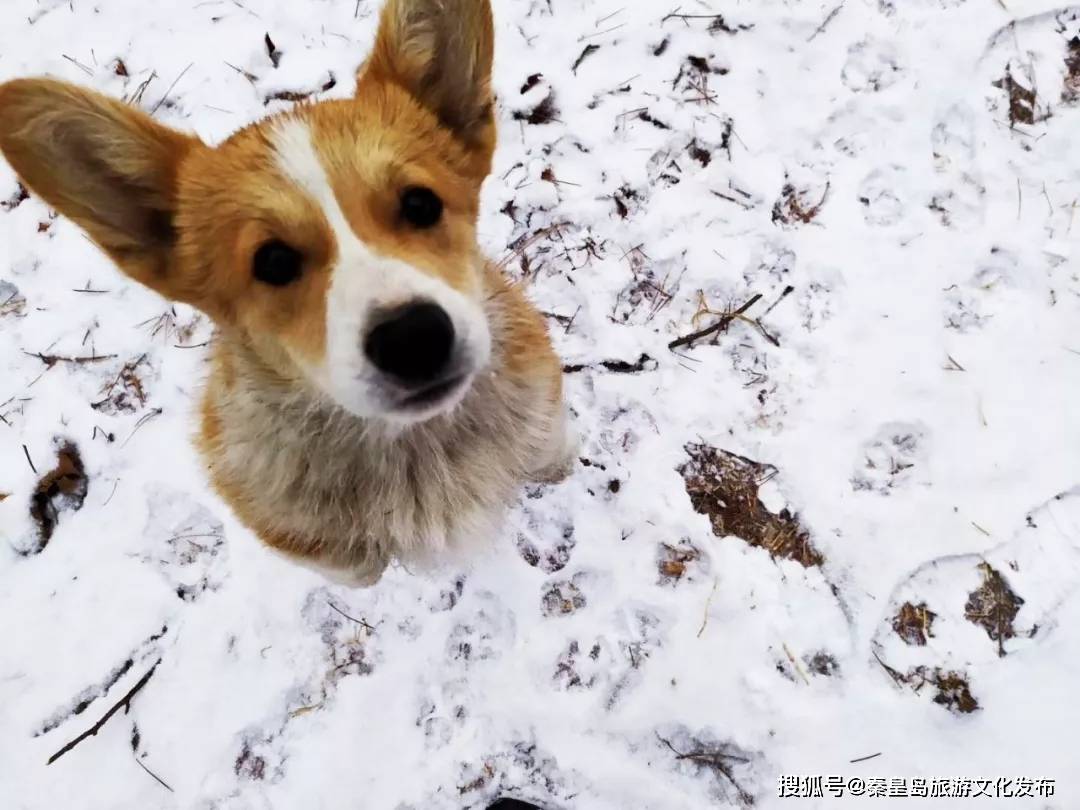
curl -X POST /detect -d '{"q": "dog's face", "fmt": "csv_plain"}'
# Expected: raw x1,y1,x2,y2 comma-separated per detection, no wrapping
0,0,497,423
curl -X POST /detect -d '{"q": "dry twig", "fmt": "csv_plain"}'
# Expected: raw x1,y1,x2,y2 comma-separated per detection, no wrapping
49,660,162,765
668,294,762,350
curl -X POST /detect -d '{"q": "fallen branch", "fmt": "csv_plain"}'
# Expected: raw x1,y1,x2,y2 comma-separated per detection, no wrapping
134,754,174,792
23,351,117,368
655,733,754,805
850,752,883,764
563,353,656,374
23,444,37,474
150,63,194,115
807,2,844,42
661,12,736,31
48,660,161,765
668,294,762,350
327,600,378,634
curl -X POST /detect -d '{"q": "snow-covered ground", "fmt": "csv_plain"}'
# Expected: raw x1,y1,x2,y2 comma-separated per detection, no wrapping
2,0,1079,807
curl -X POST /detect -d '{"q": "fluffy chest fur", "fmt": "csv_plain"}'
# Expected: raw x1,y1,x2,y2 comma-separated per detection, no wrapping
199,270,566,584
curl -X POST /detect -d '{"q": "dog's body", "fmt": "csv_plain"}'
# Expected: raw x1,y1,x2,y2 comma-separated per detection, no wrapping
0,0,571,584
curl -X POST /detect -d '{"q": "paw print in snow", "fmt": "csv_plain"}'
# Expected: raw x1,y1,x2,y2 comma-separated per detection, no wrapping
515,501,576,573
871,488,1080,713
541,575,588,618
798,281,835,332
140,486,226,600
446,591,516,666
841,37,903,93
772,171,830,228
742,242,796,287
301,588,379,682
416,699,469,749
858,166,906,227
851,423,929,495
931,103,976,170
553,637,615,691
944,247,1018,331
929,172,986,229
653,726,760,808
234,729,286,783
657,542,707,586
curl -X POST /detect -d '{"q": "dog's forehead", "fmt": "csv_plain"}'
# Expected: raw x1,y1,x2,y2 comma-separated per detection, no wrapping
177,92,482,302
201,90,477,218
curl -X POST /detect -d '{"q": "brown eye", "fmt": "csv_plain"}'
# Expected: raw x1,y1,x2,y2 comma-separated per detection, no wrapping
400,186,443,229
253,240,303,286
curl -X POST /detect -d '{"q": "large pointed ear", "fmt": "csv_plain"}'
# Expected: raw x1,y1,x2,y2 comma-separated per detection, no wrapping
360,0,495,173
0,78,201,296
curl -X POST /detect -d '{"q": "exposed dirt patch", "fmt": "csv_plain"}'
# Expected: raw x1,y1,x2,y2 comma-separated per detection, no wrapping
772,181,830,227
26,441,88,555
1,182,29,212
878,655,980,714
892,601,937,646
688,139,712,167
993,64,1048,127
1065,37,1080,103
805,652,839,677
964,562,1024,657
657,543,701,584
927,670,979,714
520,72,543,94
514,91,558,125
680,445,823,567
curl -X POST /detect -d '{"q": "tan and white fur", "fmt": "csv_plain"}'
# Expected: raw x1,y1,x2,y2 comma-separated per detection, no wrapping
0,0,573,585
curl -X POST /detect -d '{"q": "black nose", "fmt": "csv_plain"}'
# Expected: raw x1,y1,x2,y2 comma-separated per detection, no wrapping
364,301,455,384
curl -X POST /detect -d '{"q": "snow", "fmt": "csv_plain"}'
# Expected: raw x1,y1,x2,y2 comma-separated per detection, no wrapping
1,0,1079,807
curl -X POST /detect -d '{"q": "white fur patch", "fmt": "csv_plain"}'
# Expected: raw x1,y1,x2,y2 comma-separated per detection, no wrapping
270,117,491,421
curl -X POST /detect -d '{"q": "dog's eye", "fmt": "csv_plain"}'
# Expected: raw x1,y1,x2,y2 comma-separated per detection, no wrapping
400,186,443,229
253,240,303,286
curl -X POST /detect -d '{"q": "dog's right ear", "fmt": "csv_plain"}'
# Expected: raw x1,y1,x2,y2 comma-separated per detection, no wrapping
360,0,495,177
0,78,202,297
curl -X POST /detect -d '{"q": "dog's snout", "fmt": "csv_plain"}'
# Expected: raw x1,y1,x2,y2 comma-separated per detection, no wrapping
364,301,455,384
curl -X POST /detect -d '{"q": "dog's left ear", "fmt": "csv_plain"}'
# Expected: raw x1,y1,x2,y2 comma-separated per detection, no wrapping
361,0,495,175
0,78,203,301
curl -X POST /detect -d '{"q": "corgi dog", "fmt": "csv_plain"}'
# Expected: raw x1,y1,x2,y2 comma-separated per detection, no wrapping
0,0,573,585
